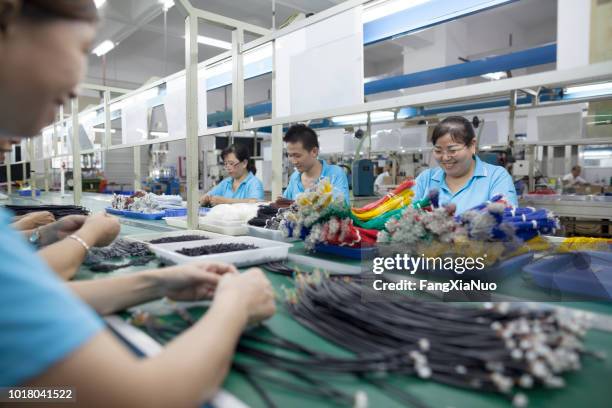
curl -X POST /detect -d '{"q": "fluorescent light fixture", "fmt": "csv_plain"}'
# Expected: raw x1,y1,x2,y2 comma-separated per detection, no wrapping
94,0,106,8
582,150,612,159
204,43,272,78
150,131,169,137
481,71,507,81
332,111,394,125
159,0,174,11
92,128,116,134
197,36,232,50
363,0,432,24
565,82,612,95
92,40,115,57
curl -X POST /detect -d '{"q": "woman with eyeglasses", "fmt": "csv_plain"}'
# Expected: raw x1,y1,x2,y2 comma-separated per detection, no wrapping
200,143,265,206
413,116,518,214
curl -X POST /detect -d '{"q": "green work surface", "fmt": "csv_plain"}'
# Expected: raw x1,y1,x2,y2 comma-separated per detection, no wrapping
9,192,612,407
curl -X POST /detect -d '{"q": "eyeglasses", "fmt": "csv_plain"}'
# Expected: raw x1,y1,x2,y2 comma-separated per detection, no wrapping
223,161,241,168
433,145,468,157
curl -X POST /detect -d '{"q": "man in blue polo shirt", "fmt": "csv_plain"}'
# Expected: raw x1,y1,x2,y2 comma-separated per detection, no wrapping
282,124,350,203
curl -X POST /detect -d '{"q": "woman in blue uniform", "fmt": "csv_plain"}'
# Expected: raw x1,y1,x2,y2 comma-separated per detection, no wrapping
413,116,518,214
200,143,265,206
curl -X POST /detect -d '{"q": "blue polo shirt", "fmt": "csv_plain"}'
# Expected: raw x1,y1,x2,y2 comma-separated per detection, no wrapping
0,208,103,386
283,160,350,203
413,157,518,214
208,172,264,200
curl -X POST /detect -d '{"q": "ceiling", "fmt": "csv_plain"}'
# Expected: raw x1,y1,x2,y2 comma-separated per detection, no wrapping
87,0,345,89
86,0,558,100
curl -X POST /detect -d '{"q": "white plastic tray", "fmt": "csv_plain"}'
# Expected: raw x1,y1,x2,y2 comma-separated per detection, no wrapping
198,218,248,236
247,225,299,242
124,230,228,245
148,235,292,267
164,215,249,235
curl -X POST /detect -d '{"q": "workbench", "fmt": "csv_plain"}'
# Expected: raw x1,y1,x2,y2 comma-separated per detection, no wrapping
4,192,612,408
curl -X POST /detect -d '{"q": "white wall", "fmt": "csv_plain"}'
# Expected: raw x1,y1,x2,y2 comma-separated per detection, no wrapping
557,0,591,69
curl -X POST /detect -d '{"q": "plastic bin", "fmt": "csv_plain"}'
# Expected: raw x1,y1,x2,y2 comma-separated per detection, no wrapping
124,229,227,245
247,225,298,242
148,236,292,267
313,243,378,260
525,251,612,299
105,207,166,220
18,189,41,197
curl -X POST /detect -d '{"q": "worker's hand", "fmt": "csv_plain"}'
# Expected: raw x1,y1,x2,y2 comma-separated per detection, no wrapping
152,262,238,301
77,212,121,247
208,196,228,206
213,268,276,324
12,211,55,231
38,214,87,247
199,195,210,206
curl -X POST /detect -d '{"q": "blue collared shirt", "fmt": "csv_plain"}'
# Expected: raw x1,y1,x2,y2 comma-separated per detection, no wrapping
208,172,264,200
413,157,518,214
283,160,350,203
0,208,103,385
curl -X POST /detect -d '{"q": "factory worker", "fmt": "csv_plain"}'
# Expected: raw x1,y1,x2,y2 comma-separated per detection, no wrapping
0,1,275,406
282,124,350,203
562,165,588,186
374,162,392,195
413,116,518,214
200,143,264,206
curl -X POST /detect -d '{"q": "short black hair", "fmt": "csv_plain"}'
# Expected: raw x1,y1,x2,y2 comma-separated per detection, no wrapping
431,116,476,146
283,124,319,151
222,143,257,175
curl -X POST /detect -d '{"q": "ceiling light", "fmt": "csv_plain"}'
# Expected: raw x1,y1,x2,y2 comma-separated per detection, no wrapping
92,40,115,57
159,0,174,11
481,71,507,81
363,0,432,24
565,82,612,95
94,0,106,9
197,36,232,50
150,131,169,137
332,111,394,125
92,128,116,134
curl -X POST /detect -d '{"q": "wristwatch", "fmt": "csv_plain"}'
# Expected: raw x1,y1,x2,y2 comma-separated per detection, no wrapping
29,227,41,248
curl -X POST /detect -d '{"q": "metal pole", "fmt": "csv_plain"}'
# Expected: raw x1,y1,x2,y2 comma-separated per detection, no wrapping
27,138,35,197
52,111,59,157
104,90,112,149
508,90,516,144
231,28,245,132
271,38,283,199
133,146,142,191
185,12,200,229
272,0,276,30
366,112,372,159
44,159,49,192
6,150,11,195
71,98,82,205
528,145,535,192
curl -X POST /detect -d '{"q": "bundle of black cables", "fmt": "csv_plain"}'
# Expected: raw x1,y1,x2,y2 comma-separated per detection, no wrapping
4,204,89,219
84,239,156,273
130,309,424,408
128,272,602,408
248,204,279,227
283,274,600,407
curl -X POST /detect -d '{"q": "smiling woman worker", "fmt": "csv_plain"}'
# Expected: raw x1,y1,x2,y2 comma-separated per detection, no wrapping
200,143,264,206
413,116,518,214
